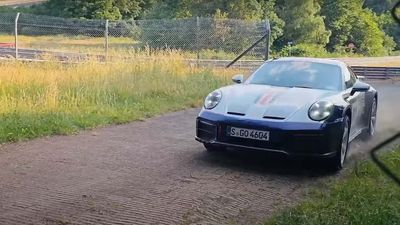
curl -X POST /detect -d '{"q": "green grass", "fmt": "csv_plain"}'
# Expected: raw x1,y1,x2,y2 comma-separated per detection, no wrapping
0,56,233,143
267,148,400,225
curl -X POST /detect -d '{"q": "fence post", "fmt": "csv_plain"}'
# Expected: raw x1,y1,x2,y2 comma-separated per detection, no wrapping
385,67,389,79
14,12,20,59
104,19,109,61
264,20,270,61
196,17,200,61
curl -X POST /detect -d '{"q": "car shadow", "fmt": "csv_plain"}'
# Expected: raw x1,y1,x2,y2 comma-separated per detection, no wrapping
193,146,338,178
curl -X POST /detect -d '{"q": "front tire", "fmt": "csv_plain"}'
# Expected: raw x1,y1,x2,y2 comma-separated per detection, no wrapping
361,97,377,141
328,116,350,171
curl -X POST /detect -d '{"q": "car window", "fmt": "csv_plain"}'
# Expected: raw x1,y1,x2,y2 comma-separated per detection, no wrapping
345,66,357,89
344,67,357,89
247,61,342,91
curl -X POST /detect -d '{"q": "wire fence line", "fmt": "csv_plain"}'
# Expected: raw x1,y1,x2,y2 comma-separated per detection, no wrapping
0,12,270,61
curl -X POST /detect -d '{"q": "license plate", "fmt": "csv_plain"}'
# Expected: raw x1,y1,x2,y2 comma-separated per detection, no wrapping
227,126,270,141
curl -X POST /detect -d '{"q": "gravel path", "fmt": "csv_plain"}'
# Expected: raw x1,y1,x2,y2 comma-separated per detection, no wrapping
0,82,399,225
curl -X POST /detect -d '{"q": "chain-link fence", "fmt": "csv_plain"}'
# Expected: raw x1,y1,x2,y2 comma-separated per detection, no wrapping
0,12,269,62
0,13,16,55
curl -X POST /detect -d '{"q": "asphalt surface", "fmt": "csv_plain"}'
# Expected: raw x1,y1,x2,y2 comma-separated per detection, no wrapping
2,47,400,68
0,0,44,7
0,48,93,61
0,81,399,225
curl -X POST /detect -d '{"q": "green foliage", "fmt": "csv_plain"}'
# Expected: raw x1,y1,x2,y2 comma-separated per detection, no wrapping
275,0,331,48
277,44,360,58
143,0,284,46
260,0,285,49
41,0,152,20
0,6,39,14
379,12,400,50
267,148,400,225
279,44,328,57
363,0,398,14
321,0,395,56
352,10,396,56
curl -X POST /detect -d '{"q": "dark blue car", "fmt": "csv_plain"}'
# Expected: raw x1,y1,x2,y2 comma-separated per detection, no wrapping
196,58,378,170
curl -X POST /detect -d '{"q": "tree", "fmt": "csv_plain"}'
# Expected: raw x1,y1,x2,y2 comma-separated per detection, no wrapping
42,0,151,20
144,0,284,45
363,0,398,14
259,0,285,49
378,12,400,50
275,0,331,47
321,0,395,55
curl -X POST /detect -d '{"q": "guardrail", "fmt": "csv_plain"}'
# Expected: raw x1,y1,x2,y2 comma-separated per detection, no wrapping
0,43,15,48
189,59,400,80
351,66,400,80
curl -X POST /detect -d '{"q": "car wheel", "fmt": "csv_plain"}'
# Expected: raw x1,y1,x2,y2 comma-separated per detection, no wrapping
328,116,350,171
367,97,377,136
203,143,225,152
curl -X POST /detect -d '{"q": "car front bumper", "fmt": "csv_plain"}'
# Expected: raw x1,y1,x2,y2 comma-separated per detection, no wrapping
195,110,344,158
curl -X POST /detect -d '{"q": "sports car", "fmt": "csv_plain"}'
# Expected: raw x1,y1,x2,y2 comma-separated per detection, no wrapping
195,58,378,170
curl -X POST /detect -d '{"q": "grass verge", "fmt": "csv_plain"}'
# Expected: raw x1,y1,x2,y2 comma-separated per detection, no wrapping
267,147,400,225
0,54,233,143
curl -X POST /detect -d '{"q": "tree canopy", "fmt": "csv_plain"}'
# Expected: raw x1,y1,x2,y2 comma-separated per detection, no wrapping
275,0,331,47
41,0,154,20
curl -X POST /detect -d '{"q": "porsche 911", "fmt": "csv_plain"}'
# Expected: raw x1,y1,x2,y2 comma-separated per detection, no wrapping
195,58,378,170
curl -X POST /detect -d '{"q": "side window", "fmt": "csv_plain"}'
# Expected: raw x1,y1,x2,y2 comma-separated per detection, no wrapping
345,67,357,89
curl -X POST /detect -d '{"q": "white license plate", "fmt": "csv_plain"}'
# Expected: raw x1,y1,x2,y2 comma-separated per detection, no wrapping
227,127,270,141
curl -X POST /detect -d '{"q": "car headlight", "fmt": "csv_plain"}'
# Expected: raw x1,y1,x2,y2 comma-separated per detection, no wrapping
308,100,334,121
204,90,222,109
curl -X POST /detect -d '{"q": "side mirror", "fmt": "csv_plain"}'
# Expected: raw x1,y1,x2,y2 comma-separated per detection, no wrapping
357,76,366,81
351,82,370,96
232,74,244,84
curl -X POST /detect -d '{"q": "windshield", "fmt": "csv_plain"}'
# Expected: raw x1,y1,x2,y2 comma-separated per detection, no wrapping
248,61,343,91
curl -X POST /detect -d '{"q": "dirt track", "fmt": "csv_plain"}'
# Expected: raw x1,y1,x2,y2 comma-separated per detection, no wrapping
0,81,399,225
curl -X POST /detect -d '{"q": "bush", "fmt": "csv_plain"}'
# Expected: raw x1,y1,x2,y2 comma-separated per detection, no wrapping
278,44,363,58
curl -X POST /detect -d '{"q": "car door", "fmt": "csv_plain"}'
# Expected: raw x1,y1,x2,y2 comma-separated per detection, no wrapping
343,67,364,139
349,67,368,130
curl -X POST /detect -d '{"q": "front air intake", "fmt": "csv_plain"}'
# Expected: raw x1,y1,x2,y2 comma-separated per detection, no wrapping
263,116,285,120
227,112,245,116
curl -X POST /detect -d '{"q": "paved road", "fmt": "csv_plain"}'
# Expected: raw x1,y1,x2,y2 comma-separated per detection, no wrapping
0,0,44,7
0,82,399,225
2,47,400,68
0,48,93,61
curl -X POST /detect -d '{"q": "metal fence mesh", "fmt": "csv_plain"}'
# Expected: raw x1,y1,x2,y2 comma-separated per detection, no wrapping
0,13,16,56
0,13,269,61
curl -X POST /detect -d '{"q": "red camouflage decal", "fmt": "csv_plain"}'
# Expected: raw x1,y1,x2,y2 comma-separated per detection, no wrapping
257,89,284,106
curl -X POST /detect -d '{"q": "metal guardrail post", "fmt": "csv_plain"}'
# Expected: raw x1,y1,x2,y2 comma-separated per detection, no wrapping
196,17,200,61
14,12,20,59
105,19,109,61
385,67,389,79
265,20,270,61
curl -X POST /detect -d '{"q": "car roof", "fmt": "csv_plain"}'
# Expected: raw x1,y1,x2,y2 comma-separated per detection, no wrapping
272,57,348,67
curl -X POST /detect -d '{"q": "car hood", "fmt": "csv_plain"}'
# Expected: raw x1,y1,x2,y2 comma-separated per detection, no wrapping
217,84,336,120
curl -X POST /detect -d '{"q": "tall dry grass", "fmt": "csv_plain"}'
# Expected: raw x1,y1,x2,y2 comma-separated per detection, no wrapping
0,52,235,142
